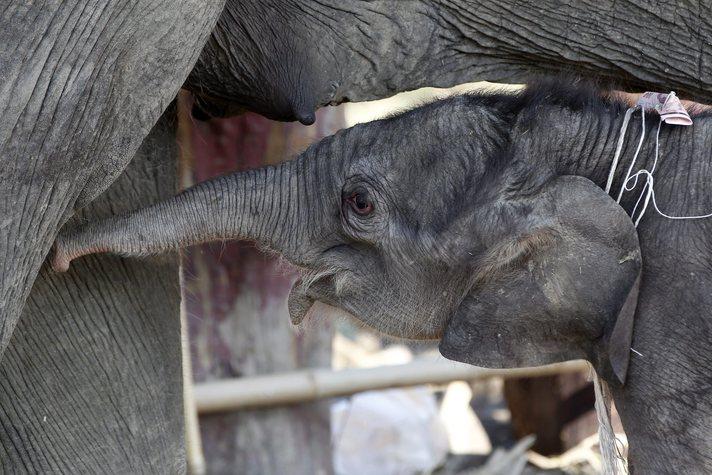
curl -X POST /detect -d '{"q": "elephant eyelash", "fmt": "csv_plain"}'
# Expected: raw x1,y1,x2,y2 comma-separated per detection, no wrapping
473,227,559,284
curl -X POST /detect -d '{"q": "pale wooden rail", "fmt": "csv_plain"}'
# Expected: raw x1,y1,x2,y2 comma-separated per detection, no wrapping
194,359,590,414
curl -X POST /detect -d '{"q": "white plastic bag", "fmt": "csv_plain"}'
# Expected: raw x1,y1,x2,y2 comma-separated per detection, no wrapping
331,387,449,475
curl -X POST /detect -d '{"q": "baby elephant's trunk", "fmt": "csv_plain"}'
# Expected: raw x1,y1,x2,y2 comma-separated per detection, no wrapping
52,159,306,271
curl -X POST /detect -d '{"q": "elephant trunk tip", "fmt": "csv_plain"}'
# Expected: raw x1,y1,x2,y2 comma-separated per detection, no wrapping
50,241,72,273
50,234,105,272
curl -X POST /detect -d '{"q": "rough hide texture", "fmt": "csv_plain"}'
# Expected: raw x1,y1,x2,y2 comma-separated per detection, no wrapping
0,0,224,358
0,110,183,473
5,1,712,473
55,81,712,473
4,0,712,360
187,0,712,123
4,0,712,359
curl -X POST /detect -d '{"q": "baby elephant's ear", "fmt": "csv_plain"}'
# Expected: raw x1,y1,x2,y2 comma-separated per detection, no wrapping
439,176,641,384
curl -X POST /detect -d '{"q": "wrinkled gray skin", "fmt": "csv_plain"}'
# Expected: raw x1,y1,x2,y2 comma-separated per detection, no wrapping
1,109,184,473
5,0,712,471
11,0,712,369
55,83,712,473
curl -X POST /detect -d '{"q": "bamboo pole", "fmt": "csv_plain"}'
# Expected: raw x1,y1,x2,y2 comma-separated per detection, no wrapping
177,93,206,475
181,268,206,475
194,359,589,414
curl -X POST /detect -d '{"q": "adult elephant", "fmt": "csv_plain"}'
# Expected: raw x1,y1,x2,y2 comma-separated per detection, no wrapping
2,0,711,472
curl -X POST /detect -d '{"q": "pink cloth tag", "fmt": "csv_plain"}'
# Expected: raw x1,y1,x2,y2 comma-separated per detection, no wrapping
636,92,692,126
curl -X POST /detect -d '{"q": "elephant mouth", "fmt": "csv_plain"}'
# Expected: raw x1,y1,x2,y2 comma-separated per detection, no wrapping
287,280,315,325
288,270,446,341
287,269,341,325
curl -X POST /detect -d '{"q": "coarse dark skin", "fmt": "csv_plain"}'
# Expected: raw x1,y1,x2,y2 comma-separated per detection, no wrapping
5,0,712,471
54,81,712,474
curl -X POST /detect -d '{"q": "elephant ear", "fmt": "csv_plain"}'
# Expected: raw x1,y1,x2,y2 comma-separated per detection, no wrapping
439,176,641,384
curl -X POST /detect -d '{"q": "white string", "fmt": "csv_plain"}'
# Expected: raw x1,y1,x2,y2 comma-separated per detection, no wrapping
616,109,646,204
609,93,712,226
605,108,635,194
625,170,712,221
630,120,663,226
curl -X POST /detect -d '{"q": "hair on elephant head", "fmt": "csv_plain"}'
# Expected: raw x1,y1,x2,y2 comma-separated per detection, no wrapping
53,79,642,384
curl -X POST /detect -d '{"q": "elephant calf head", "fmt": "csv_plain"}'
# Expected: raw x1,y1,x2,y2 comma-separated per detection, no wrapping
53,83,641,382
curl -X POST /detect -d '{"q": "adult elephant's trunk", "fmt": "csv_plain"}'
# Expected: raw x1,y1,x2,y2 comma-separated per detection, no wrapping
52,154,328,272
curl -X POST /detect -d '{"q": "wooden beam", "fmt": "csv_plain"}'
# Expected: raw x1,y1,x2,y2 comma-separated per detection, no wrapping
194,360,590,414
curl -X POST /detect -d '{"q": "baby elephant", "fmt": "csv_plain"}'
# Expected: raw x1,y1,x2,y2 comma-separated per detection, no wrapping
56,81,712,472
54,82,641,385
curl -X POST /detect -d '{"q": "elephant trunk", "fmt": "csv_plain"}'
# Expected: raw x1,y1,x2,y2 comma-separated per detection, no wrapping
52,156,320,272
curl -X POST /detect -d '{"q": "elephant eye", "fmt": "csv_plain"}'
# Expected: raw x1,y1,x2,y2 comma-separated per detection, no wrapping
345,188,374,216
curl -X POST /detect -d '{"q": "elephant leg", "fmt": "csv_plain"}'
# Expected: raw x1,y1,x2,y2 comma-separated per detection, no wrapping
0,107,184,473
0,0,224,359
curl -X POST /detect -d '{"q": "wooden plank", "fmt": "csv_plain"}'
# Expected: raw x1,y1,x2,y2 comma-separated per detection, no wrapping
193,360,590,413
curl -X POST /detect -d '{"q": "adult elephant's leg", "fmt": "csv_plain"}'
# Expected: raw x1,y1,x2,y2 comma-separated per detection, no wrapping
0,0,224,359
0,108,184,473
